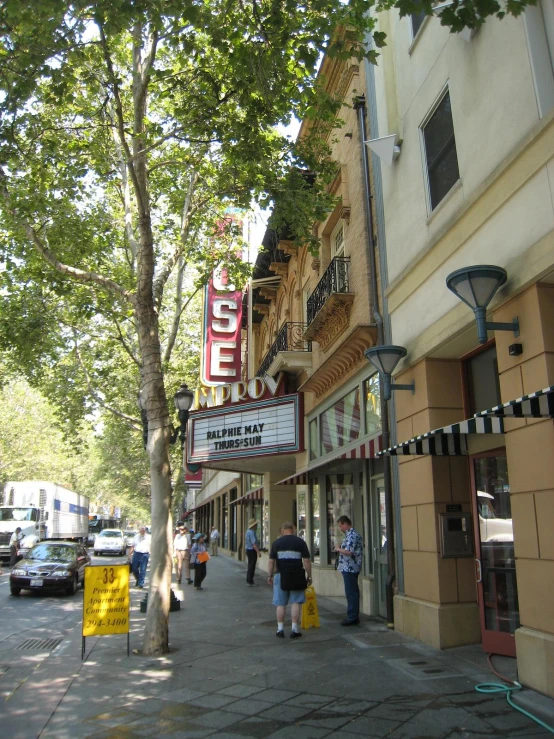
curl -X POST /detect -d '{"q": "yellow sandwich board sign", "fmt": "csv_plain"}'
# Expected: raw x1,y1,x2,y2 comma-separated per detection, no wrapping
82,564,130,658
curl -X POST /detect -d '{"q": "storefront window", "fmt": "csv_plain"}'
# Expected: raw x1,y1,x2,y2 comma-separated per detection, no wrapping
230,488,237,551
310,481,320,564
309,419,319,460
297,491,307,542
326,474,354,566
222,493,228,548
364,374,381,435
321,387,361,455
245,473,263,491
262,499,269,549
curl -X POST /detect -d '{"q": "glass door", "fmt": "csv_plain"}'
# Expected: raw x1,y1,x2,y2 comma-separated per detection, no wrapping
371,478,388,618
471,451,519,656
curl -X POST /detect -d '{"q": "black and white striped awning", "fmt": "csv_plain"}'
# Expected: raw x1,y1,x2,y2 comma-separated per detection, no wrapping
474,385,554,419
377,416,505,457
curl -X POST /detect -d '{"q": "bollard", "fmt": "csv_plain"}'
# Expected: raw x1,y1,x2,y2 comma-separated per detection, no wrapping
140,589,181,613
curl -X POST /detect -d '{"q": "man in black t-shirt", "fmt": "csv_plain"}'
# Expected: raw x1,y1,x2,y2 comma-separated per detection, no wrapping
267,522,311,640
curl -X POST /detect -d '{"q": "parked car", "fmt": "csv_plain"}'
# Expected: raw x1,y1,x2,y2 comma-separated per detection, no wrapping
124,530,136,547
9,542,90,596
93,528,126,556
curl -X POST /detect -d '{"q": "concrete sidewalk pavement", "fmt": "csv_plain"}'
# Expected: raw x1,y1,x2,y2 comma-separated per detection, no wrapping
2,554,553,739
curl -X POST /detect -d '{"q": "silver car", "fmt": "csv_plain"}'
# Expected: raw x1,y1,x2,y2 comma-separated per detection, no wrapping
93,529,127,556
124,530,136,547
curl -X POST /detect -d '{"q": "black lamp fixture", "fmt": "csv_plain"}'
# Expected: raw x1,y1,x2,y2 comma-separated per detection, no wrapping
137,383,194,450
364,345,415,402
446,265,519,345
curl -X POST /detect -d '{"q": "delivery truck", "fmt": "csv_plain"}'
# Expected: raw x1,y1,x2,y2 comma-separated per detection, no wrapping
0,480,89,560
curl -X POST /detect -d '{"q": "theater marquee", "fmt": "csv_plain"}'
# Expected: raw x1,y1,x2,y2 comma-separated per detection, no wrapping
187,395,301,463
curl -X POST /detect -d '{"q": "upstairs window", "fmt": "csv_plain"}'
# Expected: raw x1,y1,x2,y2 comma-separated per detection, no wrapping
331,221,345,258
411,8,427,38
421,89,460,210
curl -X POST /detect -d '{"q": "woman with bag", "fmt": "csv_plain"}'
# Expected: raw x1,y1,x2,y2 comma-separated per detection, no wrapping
190,533,209,590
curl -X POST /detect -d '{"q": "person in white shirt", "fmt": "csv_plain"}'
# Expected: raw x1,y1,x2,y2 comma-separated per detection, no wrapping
9,527,22,567
174,525,192,584
129,526,151,588
210,526,220,556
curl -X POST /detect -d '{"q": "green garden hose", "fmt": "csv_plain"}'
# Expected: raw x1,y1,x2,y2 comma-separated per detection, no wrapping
475,680,554,734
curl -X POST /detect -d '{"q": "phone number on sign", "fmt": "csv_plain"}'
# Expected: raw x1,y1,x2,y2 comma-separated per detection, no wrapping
84,618,128,629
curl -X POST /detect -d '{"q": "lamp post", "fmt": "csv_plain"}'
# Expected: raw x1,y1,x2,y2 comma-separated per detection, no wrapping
137,383,194,450
364,345,415,402
446,265,519,345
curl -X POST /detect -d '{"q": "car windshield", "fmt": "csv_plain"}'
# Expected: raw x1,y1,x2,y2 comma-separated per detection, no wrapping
28,545,75,562
99,530,122,538
124,530,135,536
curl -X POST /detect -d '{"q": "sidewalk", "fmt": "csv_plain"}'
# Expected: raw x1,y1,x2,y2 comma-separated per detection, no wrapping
2,554,553,739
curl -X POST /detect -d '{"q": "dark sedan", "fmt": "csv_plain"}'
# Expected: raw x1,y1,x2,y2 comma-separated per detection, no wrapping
9,542,90,596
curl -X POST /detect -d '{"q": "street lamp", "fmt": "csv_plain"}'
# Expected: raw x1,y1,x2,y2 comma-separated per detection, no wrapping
137,383,194,450
446,265,519,345
364,345,415,402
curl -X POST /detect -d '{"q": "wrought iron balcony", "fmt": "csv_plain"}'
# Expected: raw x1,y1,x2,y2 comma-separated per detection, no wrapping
306,257,350,325
257,322,312,378
303,257,354,350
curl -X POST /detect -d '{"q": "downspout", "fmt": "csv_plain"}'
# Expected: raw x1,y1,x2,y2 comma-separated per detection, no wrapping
354,95,396,629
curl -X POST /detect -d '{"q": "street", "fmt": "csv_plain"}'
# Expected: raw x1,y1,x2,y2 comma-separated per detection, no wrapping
0,552,551,739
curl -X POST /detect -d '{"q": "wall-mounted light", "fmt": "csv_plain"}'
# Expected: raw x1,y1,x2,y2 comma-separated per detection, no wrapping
446,265,519,345
364,345,415,401
364,134,401,166
138,383,194,450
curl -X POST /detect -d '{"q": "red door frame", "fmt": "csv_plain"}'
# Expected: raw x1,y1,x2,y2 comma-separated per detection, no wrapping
469,447,517,657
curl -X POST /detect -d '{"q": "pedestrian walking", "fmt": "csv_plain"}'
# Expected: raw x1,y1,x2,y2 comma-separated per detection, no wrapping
174,525,192,584
245,518,261,586
191,533,208,590
129,525,151,588
267,522,311,639
210,525,220,556
334,515,363,625
9,527,22,567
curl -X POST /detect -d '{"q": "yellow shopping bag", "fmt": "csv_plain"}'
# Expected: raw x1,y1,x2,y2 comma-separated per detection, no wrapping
301,585,320,629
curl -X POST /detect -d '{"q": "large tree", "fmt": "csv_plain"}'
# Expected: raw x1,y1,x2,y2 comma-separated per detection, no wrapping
0,0,532,655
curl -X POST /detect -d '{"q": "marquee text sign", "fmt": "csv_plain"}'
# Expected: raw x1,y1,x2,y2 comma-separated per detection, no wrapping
200,271,243,386
188,395,301,463
192,373,284,411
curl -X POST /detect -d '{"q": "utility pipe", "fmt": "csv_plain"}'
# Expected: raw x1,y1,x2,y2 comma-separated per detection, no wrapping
354,95,396,629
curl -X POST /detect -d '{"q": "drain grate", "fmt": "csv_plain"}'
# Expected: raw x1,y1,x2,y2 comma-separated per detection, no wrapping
16,638,63,651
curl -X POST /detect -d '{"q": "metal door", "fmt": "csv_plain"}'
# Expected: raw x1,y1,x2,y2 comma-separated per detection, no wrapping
470,451,519,656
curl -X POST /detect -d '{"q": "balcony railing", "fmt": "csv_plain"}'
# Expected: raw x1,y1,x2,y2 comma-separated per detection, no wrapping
257,322,311,377
306,257,350,325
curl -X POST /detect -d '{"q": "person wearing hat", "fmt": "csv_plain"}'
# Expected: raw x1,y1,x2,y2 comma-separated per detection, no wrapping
190,533,208,590
245,518,261,587
174,525,192,585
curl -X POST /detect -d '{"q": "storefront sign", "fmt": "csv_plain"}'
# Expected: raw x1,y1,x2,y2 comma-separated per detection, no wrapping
200,271,242,386
188,394,301,462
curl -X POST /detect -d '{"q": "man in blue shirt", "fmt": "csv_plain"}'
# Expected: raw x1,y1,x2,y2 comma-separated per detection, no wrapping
334,515,363,625
245,518,261,587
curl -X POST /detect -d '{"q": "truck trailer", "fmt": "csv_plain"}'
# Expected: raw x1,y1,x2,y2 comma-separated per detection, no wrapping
0,480,90,560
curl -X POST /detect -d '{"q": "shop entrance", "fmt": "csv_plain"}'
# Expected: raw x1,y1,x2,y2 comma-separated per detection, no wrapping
470,450,519,656
371,478,388,619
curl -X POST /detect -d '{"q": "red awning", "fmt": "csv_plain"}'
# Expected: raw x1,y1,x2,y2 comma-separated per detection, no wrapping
276,435,383,485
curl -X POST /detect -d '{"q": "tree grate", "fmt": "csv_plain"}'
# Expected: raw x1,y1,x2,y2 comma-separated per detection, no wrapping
16,638,63,651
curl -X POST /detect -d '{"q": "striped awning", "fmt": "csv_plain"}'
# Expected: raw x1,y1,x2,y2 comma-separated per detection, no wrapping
276,435,383,485
474,385,554,419
231,487,264,504
377,416,505,457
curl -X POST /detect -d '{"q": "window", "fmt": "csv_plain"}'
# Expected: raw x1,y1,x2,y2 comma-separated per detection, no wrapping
364,374,382,435
331,221,345,258
297,491,307,542
310,481,320,564
422,90,460,210
244,473,263,491
326,474,354,566
320,387,361,455
222,494,228,548
309,419,319,460
230,488,237,551
411,8,427,38
464,345,501,416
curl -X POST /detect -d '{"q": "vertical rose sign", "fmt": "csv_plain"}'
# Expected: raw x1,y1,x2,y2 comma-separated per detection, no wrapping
201,269,243,386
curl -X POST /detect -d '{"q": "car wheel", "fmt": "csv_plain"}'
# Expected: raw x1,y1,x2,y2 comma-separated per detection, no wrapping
67,575,78,596
94,551,99,556
10,586,21,596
